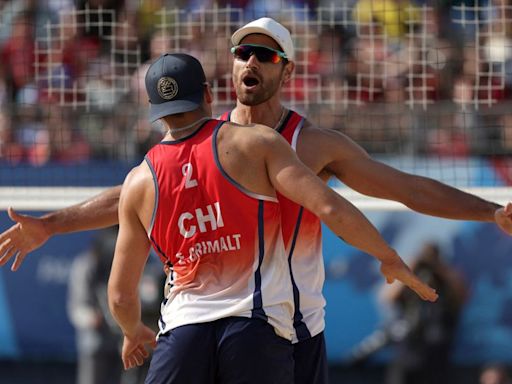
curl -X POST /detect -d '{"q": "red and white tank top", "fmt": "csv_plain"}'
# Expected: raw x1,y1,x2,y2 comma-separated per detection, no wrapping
220,110,326,343
145,119,293,340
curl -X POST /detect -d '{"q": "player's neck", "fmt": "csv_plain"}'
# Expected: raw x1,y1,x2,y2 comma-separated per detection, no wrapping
233,101,287,130
162,113,210,140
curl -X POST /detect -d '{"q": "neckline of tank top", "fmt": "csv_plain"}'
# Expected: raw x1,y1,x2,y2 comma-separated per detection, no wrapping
229,107,288,131
166,116,212,134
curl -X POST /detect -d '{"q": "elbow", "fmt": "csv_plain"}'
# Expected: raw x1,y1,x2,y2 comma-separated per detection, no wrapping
108,283,137,314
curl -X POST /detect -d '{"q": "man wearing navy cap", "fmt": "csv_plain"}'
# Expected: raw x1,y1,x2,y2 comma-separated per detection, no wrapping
107,52,436,384
145,53,207,121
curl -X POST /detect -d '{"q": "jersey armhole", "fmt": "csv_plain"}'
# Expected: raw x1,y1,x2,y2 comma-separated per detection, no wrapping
144,155,159,238
291,118,305,151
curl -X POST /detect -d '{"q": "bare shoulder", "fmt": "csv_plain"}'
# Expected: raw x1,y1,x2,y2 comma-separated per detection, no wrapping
300,119,357,146
120,161,154,205
291,118,371,175
299,118,368,157
119,161,155,230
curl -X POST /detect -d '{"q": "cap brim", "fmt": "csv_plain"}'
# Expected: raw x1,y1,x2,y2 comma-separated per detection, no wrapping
148,91,204,123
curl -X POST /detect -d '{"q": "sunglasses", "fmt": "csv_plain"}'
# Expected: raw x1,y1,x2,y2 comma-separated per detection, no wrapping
231,44,288,64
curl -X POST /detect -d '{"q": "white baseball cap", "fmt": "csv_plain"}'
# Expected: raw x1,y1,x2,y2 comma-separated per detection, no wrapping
231,17,295,61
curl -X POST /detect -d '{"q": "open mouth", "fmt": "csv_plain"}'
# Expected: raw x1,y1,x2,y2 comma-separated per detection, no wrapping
242,75,260,87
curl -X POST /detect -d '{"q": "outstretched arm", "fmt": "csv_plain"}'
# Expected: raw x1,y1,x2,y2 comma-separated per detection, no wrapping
0,185,121,271
300,127,512,233
263,131,438,302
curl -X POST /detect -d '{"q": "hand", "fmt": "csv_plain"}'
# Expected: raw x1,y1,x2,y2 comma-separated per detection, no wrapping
122,323,157,370
0,208,51,271
495,202,512,235
380,257,438,302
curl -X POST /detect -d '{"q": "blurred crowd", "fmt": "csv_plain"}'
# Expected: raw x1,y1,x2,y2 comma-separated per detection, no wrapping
1,0,512,166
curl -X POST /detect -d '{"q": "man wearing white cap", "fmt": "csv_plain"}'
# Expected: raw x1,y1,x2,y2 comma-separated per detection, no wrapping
2,16,512,384
221,17,512,384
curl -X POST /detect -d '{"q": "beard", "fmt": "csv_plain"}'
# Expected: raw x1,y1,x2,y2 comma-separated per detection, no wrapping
233,73,283,106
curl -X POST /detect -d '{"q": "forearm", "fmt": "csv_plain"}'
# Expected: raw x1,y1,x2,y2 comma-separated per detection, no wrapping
108,291,142,337
320,201,398,263
41,186,121,235
404,177,500,221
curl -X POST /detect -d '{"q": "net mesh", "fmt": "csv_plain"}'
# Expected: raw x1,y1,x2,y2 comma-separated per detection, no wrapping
1,1,511,209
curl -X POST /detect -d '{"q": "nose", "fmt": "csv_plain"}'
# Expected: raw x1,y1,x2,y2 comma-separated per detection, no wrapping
245,52,260,68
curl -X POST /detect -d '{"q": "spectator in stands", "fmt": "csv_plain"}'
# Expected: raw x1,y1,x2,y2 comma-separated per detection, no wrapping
352,0,421,41
0,11,37,103
45,105,90,163
39,10,101,105
0,108,23,163
76,0,125,39
0,2,512,161
14,104,47,165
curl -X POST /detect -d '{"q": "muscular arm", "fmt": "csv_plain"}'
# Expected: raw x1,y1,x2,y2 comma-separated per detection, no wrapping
299,127,512,231
108,171,149,337
262,129,437,302
108,167,155,369
43,185,122,232
0,185,121,271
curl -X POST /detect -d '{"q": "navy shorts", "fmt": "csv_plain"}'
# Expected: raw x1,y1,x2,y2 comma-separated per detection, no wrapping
293,332,328,384
144,317,294,384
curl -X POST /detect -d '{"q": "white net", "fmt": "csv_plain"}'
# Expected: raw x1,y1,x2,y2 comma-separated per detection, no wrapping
34,5,141,109
1,1,511,209
1,185,511,211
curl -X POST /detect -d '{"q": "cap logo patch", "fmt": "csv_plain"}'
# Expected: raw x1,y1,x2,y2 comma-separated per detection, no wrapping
157,77,178,100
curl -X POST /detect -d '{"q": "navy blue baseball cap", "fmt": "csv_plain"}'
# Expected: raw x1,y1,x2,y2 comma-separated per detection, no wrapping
145,53,206,122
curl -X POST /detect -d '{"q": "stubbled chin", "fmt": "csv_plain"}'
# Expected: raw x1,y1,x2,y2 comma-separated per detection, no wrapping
235,83,264,105
237,93,261,106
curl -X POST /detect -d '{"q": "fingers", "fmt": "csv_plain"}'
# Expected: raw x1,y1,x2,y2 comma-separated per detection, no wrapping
123,345,149,370
123,355,137,370
0,238,26,271
0,239,15,266
407,279,438,302
11,251,26,272
385,264,438,302
425,288,438,302
0,246,16,267
137,344,149,359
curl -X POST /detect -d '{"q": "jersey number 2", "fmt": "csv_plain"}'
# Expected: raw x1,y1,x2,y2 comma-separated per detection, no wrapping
182,163,198,189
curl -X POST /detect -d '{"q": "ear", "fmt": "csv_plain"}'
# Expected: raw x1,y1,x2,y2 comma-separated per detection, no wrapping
204,83,213,104
282,61,295,84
